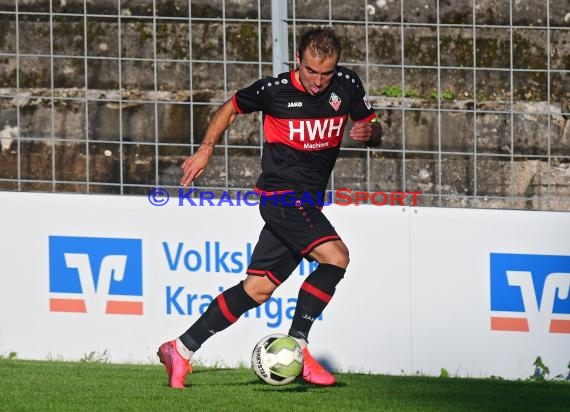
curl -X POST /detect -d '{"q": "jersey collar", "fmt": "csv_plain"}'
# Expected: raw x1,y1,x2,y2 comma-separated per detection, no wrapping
290,69,305,93
289,68,338,94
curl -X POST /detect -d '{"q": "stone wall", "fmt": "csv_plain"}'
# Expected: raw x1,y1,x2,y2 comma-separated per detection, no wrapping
1,1,569,102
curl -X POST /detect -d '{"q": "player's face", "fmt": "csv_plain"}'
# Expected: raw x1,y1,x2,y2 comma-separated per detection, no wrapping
296,49,338,96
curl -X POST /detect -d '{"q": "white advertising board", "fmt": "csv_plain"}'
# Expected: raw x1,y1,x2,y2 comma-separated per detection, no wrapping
0,191,568,379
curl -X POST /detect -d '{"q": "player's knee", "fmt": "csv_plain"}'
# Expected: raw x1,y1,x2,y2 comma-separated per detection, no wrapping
322,249,350,268
251,290,272,304
325,255,348,268
311,242,350,268
337,251,350,268
246,286,274,305
243,276,277,304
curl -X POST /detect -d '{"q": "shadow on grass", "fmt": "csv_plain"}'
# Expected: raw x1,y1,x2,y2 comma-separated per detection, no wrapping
160,367,347,391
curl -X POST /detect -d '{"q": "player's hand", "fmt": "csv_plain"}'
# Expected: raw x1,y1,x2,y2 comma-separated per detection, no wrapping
349,121,373,143
180,146,213,187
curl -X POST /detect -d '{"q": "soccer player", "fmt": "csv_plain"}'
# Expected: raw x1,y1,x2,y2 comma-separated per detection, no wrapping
158,26,382,388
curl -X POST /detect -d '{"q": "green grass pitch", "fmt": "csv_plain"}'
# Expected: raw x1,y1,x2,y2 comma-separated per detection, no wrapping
0,359,568,411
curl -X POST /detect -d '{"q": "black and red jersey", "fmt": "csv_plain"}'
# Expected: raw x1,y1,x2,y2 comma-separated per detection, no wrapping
232,66,376,197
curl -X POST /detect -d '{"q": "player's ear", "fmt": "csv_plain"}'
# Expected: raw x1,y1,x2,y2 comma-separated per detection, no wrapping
295,51,301,67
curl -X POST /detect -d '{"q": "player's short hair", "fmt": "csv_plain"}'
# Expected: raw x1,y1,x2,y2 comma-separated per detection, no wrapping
297,26,341,64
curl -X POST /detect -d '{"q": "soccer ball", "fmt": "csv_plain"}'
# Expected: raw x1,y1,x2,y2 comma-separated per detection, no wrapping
251,334,304,385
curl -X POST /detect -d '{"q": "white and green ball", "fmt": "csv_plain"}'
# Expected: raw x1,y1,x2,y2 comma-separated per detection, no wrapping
251,334,304,385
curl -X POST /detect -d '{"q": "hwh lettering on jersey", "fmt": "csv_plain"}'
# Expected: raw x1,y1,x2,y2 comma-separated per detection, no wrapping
288,117,345,142
263,115,347,151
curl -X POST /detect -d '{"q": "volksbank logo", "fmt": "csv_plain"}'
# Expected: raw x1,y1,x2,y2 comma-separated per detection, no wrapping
490,253,570,333
49,236,143,315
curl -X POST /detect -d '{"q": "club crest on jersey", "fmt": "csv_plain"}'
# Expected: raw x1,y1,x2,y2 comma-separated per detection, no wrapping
329,92,341,111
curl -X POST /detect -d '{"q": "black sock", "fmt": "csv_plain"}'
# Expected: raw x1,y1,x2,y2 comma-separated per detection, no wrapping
289,263,345,341
179,281,259,352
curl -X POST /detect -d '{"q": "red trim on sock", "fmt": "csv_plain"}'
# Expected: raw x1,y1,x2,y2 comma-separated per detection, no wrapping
301,282,332,303
217,293,238,323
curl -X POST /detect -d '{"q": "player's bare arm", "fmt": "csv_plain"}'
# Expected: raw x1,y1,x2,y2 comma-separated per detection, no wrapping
349,119,382,147
180,99,239,186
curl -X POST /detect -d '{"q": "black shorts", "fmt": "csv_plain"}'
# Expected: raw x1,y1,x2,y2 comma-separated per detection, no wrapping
246,202,341,285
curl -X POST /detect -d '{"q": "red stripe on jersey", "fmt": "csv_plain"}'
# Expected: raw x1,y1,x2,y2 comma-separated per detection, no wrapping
217,293,238,323
264,114,347,151
231,94,244,114
301,282,332,303
290,70,305,92
356,113,378,123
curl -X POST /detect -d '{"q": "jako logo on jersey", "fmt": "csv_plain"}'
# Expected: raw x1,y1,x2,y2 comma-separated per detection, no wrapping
490,253,570,333
288,101,302,108
49,236,143,315
329,92,341,111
